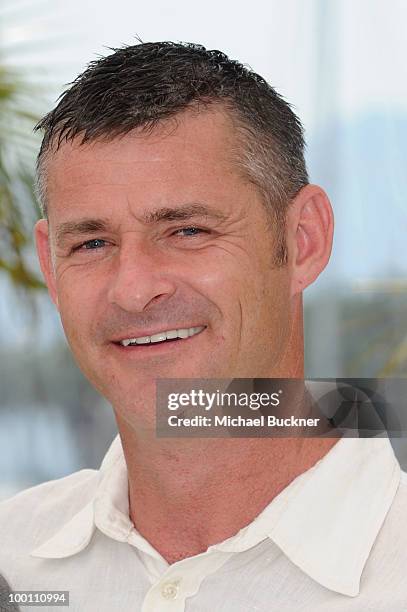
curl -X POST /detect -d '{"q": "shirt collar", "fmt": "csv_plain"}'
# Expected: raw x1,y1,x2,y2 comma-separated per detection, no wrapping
211,436,400,596
30,436,124,560
30,434,400,597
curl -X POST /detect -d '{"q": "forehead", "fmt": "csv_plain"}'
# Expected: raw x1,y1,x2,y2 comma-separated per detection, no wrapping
45,109,244,211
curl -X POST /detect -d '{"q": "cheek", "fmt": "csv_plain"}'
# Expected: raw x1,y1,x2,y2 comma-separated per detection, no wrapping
190,261,243,322
242,268,292,335
56,275,96,340
192,248,281,316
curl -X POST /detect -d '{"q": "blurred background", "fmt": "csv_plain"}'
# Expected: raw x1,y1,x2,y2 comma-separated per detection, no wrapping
1,0,406,499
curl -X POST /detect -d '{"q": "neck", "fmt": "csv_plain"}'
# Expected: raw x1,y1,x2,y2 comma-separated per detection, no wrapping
117,303,335,564
117,416,337,564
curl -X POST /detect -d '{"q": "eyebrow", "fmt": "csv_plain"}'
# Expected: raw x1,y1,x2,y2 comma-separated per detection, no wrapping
54,203,228,247
55,219,110,247
143,203,228,224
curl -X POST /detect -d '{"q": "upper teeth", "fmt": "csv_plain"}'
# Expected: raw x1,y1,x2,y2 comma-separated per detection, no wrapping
120,326,205,346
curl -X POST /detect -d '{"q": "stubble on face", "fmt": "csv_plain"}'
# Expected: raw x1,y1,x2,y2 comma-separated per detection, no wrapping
43,108,295,424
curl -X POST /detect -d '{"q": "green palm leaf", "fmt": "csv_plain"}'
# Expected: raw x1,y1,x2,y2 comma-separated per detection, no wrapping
0,57,45,291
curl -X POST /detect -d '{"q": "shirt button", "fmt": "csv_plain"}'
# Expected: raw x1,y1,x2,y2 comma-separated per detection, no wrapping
160,580,180,600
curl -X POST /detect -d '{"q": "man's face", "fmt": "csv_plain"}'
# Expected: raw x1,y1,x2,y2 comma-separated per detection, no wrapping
37,109,294,417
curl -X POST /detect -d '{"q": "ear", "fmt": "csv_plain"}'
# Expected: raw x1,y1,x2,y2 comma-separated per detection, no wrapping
34,219,59,309
287,184,334,296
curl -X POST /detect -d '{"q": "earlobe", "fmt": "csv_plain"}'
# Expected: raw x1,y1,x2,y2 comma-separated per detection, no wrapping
34,219,59,309
288,184,334,296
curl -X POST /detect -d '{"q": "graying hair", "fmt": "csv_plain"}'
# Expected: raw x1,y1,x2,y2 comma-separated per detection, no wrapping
34,41,309,264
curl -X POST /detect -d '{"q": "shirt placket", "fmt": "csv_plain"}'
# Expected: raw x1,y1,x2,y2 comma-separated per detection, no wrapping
139,549,235,612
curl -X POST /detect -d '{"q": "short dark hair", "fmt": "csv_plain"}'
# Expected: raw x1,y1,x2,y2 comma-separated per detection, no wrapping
35,41,309,263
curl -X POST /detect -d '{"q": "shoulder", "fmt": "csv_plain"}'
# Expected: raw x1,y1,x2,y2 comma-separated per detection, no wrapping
388,468,407,512
0,468,99,552
369,469,407,565
379,469,407,537
0,468,98,515
389,469,407,518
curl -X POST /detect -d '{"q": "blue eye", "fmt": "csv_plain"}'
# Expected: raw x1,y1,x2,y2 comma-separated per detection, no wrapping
82,239,106,249
175,227,205,237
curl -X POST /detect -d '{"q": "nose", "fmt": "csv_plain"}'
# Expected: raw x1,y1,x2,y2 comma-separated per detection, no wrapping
107,240,176,313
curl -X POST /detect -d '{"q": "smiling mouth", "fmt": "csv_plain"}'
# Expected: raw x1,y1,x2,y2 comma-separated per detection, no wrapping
113,325,206,348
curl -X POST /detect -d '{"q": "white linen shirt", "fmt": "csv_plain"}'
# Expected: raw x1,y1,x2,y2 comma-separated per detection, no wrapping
0,435,406,611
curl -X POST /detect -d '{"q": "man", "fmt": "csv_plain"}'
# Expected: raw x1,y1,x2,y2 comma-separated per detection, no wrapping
0,41,406,611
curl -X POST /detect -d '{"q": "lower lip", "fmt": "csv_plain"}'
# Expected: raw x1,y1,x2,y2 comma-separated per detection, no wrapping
109,329,206,357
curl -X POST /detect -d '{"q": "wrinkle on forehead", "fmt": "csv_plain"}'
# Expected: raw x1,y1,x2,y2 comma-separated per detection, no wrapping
47,107,238,176
43,107,264,234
